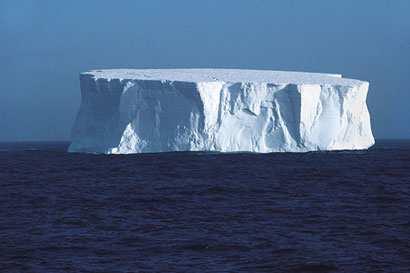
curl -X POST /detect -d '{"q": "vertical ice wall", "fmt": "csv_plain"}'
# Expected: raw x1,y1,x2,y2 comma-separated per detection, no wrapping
69,69,374,153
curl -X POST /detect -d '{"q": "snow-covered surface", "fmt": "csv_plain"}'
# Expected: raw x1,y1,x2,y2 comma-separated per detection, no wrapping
69,69,374,154
83,68,357,85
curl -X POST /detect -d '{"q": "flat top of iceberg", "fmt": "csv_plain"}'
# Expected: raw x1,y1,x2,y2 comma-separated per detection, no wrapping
83,68,366,86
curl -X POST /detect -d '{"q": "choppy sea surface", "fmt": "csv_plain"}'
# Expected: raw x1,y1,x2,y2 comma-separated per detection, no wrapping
0,140,409,273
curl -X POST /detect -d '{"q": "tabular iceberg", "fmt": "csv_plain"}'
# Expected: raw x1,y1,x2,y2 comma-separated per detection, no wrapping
69,69,374,154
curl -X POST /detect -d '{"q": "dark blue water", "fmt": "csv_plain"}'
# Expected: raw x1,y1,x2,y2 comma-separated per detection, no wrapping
0,141,409,273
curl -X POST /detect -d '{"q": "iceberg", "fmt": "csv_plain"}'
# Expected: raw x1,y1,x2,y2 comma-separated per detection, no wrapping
69,69,374,154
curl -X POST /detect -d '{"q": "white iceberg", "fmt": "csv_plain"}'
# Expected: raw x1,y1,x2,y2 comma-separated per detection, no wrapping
69,69,374,154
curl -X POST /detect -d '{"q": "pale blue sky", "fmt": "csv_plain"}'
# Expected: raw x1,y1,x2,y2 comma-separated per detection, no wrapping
1,0,409,141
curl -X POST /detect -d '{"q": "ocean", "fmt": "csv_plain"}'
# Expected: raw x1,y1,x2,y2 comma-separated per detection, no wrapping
0,140,409,273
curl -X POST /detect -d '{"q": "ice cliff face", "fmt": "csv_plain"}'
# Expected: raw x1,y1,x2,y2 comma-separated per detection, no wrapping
69,69,374,153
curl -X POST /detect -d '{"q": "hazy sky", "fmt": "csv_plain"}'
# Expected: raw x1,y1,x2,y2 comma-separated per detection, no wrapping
1,0,409,141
